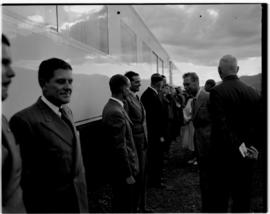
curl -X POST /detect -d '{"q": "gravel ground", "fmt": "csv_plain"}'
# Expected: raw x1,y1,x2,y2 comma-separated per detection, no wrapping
87,138,266,213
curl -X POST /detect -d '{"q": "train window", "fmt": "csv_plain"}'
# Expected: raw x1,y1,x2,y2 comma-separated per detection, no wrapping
2,5,57,31
120,21,137,64
142,41,152,72
57,5,109,54
158,57,164,74
163,61,170,80
152,51,158,73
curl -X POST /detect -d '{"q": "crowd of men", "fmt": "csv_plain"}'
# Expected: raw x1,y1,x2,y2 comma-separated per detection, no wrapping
2,33,262,213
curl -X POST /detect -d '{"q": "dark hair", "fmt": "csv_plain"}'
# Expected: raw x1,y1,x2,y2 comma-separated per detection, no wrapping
125,71,139,82
38,58,72,88
2,34,10,46
205,79,216,87
151,73,163,85
183,72,199,82
204,79,216,91
109,74,129,94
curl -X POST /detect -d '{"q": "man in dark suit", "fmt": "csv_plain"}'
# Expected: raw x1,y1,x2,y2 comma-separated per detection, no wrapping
2,34,26,213
10,58,88,213
208,54,260,212
124,71,150,212
183,72,211,212
141,73,165,187
102,74,139,213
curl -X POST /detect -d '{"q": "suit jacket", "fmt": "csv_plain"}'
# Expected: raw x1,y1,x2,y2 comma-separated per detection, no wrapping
192,89,211,158
141,87,164,143
124,92,148,151
102,98,139,180
2,115,26,213
9,97,88,213
209,75,260,161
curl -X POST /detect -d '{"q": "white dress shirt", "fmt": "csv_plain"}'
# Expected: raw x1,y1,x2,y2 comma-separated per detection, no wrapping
41,96,61,117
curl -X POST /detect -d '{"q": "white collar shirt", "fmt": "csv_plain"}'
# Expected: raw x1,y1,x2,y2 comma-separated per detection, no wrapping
110,97,124,108
195,87,202,100
149,86,158,95
41,95,62,117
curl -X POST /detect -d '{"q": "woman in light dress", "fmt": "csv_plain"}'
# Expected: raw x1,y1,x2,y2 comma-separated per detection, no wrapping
180,97,197,165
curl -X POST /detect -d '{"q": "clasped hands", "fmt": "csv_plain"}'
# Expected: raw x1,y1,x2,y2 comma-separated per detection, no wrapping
239,142,259,160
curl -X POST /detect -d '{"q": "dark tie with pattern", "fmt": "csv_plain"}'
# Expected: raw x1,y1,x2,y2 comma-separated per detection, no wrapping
59,108,74,132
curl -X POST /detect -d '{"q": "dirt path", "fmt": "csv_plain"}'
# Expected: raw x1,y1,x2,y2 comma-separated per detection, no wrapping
146,140,201,213
88,138,266,212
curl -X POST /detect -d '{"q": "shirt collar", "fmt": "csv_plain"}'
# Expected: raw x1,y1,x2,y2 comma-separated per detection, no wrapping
129,90,137,97
149,86,158,95
195,87,202,99
223,74,239,81
41,95,61,117
110,97,124,108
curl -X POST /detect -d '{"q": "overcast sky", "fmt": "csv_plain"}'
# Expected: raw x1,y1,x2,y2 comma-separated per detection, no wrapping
134,4,262,86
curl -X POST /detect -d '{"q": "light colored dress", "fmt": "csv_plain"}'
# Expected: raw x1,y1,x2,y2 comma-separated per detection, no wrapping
181,98,195,151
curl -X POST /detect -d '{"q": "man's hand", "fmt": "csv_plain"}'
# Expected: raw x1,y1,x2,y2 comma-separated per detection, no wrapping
126,176,136,184
160,137,165,143
239,142,248,158
246,146,259,160
239,143,259,160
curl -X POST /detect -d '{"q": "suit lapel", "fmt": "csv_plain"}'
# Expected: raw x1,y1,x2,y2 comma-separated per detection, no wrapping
129,94,145,121
110,99,133,126
193,91,204,119
2,115,17,150
37,99,73,147
37,99,83,176
122,107,133,126
61,106,83,175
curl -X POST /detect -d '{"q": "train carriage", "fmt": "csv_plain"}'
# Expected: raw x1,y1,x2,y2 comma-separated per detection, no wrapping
2,4,180,186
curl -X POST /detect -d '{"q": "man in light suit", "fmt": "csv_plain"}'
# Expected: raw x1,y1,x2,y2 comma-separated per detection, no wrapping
208,55,260,212
102,74,139,213
141,73,165,187
2,34,26,213
10,58,88,213
183,72,211,212
124,71,150,212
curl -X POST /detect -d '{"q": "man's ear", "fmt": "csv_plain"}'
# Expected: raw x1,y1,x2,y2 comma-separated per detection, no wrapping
218,66,222,75
236,66,239,74
218,66,224,79
41,80,48,93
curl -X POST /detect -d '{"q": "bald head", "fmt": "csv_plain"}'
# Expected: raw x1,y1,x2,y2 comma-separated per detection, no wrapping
218,55,239,79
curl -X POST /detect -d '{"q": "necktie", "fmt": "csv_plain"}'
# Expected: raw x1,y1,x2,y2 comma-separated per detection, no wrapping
59,108,76,165
59,108,73,131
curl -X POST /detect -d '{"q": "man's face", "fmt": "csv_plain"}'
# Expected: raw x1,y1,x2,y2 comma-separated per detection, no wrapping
130,75,141,93
43,68,73,106
162,84,170,95
183,76,198,96
2,43,15,101
156,81,164,93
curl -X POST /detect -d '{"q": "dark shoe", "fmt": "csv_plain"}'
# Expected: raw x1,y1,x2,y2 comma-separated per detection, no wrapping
141,208,154,213
187,157,197,164
192,160,198,166
164,184,174,190
156,182,169,189
156,182,166,188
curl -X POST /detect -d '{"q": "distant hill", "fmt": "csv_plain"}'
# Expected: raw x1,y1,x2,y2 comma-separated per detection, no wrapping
239,73,261,93
215,73,262,94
